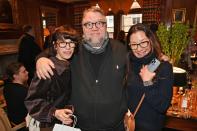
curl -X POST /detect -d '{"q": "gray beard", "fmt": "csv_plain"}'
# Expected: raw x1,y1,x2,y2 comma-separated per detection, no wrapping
82,33,109,54
83,34,106,48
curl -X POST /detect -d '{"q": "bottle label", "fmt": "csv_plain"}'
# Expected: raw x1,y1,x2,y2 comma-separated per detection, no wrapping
181,98,187,108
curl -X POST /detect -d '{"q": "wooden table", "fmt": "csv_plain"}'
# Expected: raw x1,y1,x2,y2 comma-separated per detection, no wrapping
165,109,197,131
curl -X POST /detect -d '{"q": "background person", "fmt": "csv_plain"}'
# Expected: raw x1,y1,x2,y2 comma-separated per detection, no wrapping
43,25,56,49
25,25,79,131
126,23,173,131
3,62,28,131
36,6,128,131
18,25,41,85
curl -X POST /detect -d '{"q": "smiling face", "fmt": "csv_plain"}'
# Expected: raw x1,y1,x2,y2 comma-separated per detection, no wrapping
82,11,107,47
129,31,152,58
55,39,75,61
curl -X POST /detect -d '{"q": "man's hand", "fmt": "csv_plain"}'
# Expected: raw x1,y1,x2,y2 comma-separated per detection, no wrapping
160,54,169,61
36,57,55,79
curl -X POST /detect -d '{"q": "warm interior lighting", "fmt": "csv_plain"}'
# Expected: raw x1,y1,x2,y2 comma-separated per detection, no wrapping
95,3,100,8
130,0,141,9
43,28,50,37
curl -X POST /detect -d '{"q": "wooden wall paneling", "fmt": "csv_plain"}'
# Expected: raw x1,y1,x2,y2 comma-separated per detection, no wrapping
20,0,43,48
172,0,197,25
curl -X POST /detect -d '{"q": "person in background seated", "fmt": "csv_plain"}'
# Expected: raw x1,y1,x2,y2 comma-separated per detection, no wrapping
3,62,28,130
25,25,79,131
18,25,41,85
126,23,173,131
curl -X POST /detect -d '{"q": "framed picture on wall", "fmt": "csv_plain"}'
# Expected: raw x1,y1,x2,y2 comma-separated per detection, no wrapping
172,8,186,23
0,0,21,39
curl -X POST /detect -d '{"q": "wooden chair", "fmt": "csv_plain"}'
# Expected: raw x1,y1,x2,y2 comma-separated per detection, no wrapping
0,107,26,131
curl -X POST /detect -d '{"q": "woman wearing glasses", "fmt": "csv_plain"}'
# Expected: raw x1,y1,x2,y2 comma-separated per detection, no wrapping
25,25,79,131
126,23,173,131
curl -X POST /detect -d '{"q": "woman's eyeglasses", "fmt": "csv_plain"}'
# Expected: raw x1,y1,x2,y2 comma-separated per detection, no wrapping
129,41,150,50
57,41,76,48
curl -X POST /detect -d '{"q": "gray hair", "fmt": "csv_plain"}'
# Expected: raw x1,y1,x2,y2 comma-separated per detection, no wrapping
82,6,106,24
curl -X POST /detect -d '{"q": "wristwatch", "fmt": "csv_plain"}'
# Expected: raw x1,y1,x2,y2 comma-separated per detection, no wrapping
143,80,153,86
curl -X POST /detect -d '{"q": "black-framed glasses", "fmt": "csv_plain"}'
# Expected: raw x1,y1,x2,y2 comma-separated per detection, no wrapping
57,41,76,48
83,21,106,29
129,41,150,50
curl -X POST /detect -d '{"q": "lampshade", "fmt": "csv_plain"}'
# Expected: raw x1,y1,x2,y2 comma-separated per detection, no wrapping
130,0,141,9
173,67,187,87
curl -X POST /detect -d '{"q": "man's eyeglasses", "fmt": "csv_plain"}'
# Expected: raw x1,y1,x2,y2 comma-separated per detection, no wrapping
129,41,150,50
83,21,106,29
57,41,76,48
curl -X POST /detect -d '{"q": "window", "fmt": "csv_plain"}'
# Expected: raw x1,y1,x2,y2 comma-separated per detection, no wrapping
106,15,114,38
121,14,142,33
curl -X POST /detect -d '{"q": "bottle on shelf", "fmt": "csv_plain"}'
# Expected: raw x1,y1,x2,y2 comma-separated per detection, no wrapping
180,89,190,118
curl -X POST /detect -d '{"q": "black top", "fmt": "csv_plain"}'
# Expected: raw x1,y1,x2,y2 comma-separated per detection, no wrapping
3,83,28,124
127,52,173,131
25,57,71,128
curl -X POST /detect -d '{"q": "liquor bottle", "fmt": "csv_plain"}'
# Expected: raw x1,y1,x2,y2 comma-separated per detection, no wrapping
180,89,190,118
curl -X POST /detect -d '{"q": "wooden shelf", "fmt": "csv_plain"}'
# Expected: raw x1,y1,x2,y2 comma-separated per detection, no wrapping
73,3,90,34
142,0,161,25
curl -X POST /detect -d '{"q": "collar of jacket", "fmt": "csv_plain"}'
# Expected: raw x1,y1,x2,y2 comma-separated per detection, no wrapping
50,56,70,75
82,33,109,54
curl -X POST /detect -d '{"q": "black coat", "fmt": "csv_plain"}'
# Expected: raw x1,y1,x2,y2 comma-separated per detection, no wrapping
18,33,41,83
70,39,128,130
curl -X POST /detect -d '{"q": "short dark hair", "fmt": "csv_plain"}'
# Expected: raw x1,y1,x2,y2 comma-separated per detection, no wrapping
54,25,79,42
22,25,32,33
6,62,24,82
54,25,80,53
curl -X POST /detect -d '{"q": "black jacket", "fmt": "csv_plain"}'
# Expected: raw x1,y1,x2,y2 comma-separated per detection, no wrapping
3,83,28,124
70,39,128,130
25,57,71,128
127,52,173,131
18,33,41,83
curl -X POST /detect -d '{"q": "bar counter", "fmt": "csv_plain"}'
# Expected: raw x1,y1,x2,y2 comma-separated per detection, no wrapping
165,107,197,131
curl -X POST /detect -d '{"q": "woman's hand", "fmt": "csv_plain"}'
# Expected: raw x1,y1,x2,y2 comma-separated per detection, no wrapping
54,109,73,125
139,65,156,82
36,57,55,79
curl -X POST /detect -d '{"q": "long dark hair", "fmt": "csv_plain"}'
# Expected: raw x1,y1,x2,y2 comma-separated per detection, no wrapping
126,23,163,59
